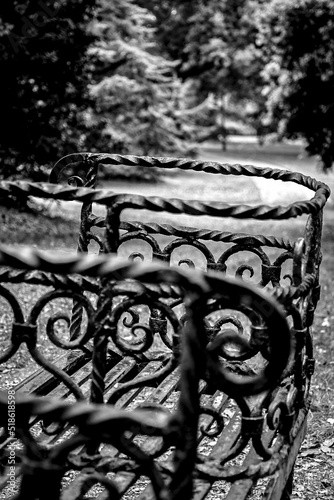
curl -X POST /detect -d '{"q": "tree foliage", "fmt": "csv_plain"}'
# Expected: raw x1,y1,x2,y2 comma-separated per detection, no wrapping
258,0,334,169
0,0,97,180
1,0,334,181
139,0,268,145
88,0,195,158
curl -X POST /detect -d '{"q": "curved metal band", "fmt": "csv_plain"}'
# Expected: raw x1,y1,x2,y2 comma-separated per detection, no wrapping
48,153,330,219
0,390,170,436
0,178,329,221
0,245,315,304
120,221,294,250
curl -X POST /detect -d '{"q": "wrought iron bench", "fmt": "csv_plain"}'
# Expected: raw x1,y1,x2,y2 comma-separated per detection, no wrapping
48,153,330,341
0,155,330,499
0,248,303,499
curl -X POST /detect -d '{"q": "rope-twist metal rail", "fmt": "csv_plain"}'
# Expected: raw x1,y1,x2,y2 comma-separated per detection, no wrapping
0,154,330,500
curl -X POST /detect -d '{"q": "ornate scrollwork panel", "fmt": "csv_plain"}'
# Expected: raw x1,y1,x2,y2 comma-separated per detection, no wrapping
0,284,96,399
171,272,294,481
217,245,271,286
163,238,216,271
89,283,183,405
0,245,325,495
0,392,175,500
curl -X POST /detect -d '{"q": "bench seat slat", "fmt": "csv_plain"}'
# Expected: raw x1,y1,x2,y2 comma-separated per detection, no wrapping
62,362,179,499
15,350,91,395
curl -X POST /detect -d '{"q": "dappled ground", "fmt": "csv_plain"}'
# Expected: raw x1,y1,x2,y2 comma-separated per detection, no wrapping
0,138,333,498
202,140,334,499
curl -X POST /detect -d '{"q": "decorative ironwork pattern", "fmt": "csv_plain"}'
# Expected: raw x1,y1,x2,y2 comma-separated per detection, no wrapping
0,248,303,500
50,152,330,215
0,153,329,499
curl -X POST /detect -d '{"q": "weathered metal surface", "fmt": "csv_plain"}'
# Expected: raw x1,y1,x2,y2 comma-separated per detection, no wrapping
0,246,317,498
0,155,330,499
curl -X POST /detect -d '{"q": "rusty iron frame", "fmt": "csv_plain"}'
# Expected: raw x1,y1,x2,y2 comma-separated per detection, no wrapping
0,249,297,498
0,154,330,499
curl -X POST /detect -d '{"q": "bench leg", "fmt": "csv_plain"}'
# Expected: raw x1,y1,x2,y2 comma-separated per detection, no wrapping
281,466,294,500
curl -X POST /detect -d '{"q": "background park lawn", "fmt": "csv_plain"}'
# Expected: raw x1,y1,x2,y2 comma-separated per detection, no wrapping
0,138,333,499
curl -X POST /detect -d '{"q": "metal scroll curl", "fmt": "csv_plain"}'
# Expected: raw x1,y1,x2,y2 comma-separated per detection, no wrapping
217,245,270,286
196,275,292,398
49,152,98,188
101,291,181,356
87,285,183,406
171,273,293,484
2,289,96,400
272,251,294,287
0,391,174,500
163,238,216,271
30,289,95,351
118,231,161,262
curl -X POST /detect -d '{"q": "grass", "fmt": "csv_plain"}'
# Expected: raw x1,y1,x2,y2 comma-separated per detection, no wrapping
0,138,333,499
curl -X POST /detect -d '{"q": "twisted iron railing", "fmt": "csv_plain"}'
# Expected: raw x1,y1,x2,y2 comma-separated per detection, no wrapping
0,248,295,500
0,154,330,499
49,154,329,334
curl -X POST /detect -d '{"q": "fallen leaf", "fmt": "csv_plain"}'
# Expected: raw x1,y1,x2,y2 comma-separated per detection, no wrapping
321,317,330,327
320,445,333,454
300,447,321,457
323,437,334,447
321,480,331,488
223,408,234,419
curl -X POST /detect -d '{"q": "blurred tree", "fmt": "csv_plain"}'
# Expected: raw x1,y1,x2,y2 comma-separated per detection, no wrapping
135,0,198,70
88,0,196,160
139,0,267,148
183,0,266,148
258,0,334,170
0,0,97,180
